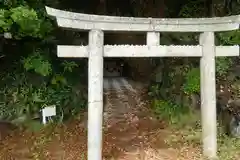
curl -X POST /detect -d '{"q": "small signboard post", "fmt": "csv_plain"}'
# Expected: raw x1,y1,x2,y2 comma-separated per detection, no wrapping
42,105,56,124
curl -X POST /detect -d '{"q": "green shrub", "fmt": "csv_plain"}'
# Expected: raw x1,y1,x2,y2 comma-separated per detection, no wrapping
152,99,190,124
0,58,86,126
183,67,200,95
0,79,86,124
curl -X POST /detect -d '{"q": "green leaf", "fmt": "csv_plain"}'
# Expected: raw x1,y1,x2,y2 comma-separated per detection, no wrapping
61,61,79,73
0,9,12,31
22,51,52,76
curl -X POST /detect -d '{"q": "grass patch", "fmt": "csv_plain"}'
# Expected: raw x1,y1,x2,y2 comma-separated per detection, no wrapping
217,125,240,160
152,99,191,125
161,110,240,160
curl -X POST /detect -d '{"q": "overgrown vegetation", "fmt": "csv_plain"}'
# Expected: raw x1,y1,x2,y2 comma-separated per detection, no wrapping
0,0,87,128
149,0,239,126
148,1,240,159
0,0,240,158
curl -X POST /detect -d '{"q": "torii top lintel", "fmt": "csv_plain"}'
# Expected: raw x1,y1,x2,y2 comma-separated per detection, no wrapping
45,6,240,32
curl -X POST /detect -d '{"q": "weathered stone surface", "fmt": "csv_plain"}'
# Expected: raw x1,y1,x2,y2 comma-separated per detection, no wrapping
57,45,239,58
88,30,104,160
46,6,240,32
200,32,217,159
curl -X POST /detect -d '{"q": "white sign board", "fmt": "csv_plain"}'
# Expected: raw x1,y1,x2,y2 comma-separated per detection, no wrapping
42,105,56,124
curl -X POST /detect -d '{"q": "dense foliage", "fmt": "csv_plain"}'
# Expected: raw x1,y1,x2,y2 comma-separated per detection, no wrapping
0,0,239,129
148,0,240,123
0,0,87,127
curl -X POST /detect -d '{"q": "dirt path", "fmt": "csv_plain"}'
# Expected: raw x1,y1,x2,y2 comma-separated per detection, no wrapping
0,78,201,160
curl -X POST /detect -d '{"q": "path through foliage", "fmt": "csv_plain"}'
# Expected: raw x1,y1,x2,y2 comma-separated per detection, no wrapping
0,78,204,160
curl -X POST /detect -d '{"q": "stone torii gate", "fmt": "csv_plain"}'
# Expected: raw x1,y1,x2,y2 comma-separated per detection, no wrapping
45,6,240,160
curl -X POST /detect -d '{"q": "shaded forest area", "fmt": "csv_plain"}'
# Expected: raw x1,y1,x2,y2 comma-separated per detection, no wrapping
0,0,240,159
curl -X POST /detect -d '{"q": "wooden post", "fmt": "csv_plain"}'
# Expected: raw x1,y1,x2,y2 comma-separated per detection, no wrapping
200,32,217,159
88,30,104,160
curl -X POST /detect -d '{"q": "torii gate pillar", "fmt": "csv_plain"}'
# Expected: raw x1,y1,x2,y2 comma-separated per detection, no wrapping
200,32,217,158
88,30,104,160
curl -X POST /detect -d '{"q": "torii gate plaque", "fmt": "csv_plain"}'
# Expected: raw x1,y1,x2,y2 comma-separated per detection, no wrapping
45,6,240,160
